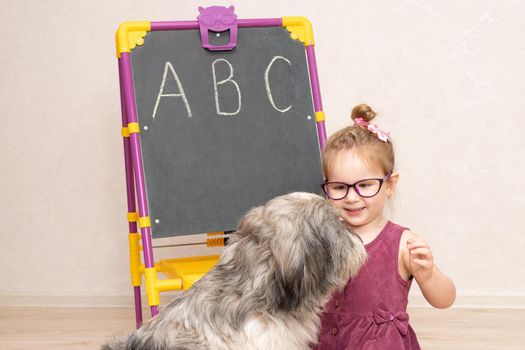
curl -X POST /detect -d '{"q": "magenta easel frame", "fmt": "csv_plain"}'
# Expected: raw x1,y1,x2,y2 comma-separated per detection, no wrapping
116,16,327,328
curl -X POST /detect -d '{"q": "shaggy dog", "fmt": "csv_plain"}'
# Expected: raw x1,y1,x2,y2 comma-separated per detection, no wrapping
102,192,366,350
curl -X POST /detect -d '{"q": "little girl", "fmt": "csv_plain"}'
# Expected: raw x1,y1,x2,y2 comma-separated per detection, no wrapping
313,104,456,349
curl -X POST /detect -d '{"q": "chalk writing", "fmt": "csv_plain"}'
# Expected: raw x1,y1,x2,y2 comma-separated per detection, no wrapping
152,61,193,119
151,56,295,119
212,58,242,116
265,56,292,113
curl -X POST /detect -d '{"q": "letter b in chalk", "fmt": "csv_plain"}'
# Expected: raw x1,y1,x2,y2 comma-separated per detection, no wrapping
212,58,241,116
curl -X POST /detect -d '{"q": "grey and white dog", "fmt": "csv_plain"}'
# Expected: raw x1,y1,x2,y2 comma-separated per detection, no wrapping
103,192,366,350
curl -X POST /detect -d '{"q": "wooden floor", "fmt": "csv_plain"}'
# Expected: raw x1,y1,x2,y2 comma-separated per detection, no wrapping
0,306,524,349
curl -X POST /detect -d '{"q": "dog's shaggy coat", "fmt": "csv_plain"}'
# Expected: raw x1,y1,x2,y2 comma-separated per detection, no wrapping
103,192,367,350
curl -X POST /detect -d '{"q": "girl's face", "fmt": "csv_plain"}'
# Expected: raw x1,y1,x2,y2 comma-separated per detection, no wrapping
325,149,398,234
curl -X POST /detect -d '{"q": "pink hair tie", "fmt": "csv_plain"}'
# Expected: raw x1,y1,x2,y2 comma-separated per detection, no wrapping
353,117,391,142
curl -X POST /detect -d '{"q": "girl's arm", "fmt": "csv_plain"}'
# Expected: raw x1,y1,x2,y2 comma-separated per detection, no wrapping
401,230,456,309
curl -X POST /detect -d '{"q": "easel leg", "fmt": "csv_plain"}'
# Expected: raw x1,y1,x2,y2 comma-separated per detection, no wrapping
119,53,160,319
119,57,144,327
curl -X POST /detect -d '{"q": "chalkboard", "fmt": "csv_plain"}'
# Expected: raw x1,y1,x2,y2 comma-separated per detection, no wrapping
130,26,323,238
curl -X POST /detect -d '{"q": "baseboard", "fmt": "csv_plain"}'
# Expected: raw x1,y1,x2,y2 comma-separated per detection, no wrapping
0,294,180,308
408,294,525,309
1,294,524,309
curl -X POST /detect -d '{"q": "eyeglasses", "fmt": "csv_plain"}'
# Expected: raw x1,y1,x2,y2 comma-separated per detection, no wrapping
321,173,392,200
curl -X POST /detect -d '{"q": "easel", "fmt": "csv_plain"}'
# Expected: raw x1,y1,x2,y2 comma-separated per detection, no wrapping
115,6,327,328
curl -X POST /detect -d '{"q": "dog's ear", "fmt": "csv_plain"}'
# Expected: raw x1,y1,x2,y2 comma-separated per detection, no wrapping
270,263,304,311
267,217,311,312
268,232,332,312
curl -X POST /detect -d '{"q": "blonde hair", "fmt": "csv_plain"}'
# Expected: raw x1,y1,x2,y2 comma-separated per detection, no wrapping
322,104,395,178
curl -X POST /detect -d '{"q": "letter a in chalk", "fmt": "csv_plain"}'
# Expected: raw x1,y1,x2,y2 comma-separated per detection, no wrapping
212,59,241,116
152,61,192,119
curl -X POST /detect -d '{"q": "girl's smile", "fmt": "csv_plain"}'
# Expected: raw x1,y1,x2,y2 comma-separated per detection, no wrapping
344,206,366,216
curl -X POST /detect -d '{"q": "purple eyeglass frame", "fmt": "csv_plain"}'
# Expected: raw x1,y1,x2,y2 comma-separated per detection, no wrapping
321,173,392,199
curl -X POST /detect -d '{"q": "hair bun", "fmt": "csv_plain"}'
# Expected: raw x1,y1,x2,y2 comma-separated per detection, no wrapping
351,104,377,123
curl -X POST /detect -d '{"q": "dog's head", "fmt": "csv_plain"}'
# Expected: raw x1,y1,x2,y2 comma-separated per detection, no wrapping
229,192,367,313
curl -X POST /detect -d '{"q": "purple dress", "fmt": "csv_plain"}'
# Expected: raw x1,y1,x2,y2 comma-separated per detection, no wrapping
313,221,421,350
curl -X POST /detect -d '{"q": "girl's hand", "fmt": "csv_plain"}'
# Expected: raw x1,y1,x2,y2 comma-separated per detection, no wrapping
402,231,456,308
407,237,434,282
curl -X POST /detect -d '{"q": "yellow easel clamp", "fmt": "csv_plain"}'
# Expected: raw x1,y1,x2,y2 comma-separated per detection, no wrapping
127,122,140,134
116,21,151,58
127,211,138,223
121,127,130,138
282,17,314,46
128,233,142,287
144,267,183,306
144,267,160,306
138,216,151,228
315,111,326,122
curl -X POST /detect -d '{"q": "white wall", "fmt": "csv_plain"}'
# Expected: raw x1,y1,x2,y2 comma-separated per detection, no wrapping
1,0,524,305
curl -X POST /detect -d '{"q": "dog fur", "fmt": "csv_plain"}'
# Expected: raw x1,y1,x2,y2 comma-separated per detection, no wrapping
102,192,366,350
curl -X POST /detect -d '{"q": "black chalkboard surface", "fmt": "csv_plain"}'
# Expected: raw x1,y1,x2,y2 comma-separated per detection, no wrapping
130,26,323,238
